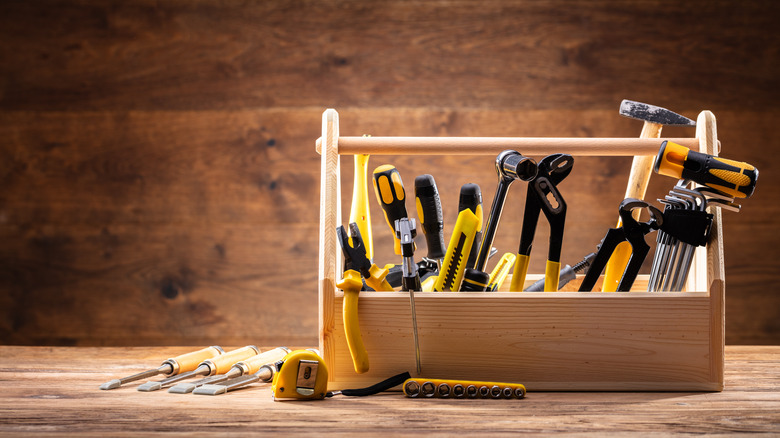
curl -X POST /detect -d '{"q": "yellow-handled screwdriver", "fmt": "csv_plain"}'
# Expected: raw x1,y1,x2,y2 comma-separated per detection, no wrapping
137,345,259,391
99,345,224,390
168,347,291,394
654,140,758,199
373,164,413,255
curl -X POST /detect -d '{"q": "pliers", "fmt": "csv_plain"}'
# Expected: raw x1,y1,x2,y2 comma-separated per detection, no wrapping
579,198,663,292
336,222,393,374
510,154,574,292
337,223,393,292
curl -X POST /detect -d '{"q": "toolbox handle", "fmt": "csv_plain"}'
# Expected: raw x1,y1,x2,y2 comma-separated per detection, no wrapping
316,135,701,156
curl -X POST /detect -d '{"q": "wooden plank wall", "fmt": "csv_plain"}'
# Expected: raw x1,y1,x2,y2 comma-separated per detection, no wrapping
1,0,778,346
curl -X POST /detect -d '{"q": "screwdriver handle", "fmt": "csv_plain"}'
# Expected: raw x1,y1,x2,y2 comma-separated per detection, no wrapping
203,345,260,375
415,174,445,260
655,141,758,199
234,347,291,376
164,346,224,375
349,154,373,261
458,183,483,269
373,164,412,255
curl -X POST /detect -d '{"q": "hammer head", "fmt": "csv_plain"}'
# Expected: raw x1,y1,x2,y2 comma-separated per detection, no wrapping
619,100,695,127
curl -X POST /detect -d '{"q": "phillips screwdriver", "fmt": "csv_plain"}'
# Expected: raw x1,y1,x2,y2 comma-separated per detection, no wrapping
168,347,291,394
415,174,445,269
137,345,259,391
99,346,224,390
350,152,373,260
654,140,758,199
395,217,422,375
373,164,414,255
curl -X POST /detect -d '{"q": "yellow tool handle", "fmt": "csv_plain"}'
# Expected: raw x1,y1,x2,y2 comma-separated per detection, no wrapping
421,274,437,292
349,154,373,260
205,345,260,375
509,254,530,292
165,346,224,374
365,264,393,291
238,347,291,374
434,208,480,291
655,140,758,199
372,164,412,255
544,260,561,292
487,253,516,291
338,270,369,374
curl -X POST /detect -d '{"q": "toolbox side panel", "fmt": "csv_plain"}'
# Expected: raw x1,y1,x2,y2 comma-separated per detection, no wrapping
327,291,717,391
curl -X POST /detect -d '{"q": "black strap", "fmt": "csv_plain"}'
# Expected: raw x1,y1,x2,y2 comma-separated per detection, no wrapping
328,372,411,397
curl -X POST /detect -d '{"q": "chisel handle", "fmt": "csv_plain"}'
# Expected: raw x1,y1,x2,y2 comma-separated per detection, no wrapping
202,345,260,375
415,174,445,260
373,164,412,255
655,141,758,199
233,347,291,376
164,346,224,375
350,154,373,260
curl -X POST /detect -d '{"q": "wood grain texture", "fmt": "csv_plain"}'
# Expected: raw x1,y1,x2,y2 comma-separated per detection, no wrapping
0,1,778,111
0,0,779,346
0,346,778,435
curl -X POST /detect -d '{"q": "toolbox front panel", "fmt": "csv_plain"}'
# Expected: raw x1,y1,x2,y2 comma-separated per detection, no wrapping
327,290,718,391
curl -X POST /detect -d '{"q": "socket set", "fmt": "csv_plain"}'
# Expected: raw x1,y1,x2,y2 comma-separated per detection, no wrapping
403,378,526,399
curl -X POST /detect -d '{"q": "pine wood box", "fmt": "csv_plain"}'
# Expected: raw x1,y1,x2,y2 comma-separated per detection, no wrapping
316,109,725,391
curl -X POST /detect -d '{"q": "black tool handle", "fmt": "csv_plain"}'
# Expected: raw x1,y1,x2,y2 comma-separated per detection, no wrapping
415,174,445,260
373,165,411,255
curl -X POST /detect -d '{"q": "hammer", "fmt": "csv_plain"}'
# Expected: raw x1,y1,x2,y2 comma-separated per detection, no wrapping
601,100,696,292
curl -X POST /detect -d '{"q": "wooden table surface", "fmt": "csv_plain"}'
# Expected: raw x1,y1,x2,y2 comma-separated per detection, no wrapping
1,346,778,436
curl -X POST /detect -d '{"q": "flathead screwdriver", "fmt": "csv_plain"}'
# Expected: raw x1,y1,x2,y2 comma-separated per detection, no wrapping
99,346,224,390
168,347,290,394
137,345,259,391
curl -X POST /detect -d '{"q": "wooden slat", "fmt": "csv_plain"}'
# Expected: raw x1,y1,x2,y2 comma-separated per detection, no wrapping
0,346,778,435
0,1,778,111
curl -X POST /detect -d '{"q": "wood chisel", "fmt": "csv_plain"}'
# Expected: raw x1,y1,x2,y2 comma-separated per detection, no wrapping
168,347,290,394
137,345,259,391
192,347,294,396
99,346,224,390
349,152,373,260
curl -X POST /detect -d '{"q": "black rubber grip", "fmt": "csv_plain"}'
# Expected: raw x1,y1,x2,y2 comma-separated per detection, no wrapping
415,174,445,259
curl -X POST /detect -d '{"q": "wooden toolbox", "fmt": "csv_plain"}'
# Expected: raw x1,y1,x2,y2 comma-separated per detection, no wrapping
316,108,725,391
